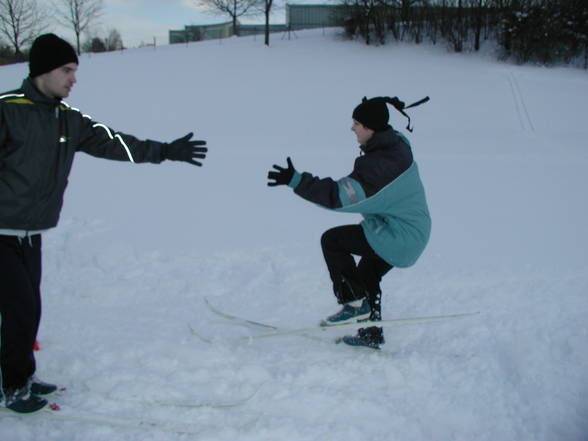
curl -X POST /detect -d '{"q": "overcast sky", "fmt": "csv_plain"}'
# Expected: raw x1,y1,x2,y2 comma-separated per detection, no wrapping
50,0,288,48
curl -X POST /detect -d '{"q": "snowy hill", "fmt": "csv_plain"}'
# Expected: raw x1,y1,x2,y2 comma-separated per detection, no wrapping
1,29,587,440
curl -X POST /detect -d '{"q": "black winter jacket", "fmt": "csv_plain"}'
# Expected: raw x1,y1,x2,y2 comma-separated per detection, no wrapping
287,127,430,267
0,78,165,230
292,128,413,208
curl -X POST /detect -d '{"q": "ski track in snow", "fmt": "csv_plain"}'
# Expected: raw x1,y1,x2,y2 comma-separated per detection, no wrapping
1,29,588,441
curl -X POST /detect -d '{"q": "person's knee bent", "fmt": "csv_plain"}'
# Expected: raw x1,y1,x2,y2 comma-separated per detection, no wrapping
321,227,340,251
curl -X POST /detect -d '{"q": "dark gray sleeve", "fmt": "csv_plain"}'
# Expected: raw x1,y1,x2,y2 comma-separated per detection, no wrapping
0,107,6,153
292,171,344,209
76,114,165,164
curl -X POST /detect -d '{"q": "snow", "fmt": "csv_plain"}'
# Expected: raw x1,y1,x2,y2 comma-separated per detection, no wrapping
1,29,588,440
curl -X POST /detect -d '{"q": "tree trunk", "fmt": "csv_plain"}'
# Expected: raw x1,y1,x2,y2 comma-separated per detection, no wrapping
474,12,482,51
233,15,239,36
232,0,239,36
75,31,81,55
264,9,270,46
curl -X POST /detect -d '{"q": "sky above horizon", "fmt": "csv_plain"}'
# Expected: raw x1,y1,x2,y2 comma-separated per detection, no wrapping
50,0,290,48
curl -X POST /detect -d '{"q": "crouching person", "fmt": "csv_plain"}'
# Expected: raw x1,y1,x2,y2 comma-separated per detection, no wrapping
267,96,430,349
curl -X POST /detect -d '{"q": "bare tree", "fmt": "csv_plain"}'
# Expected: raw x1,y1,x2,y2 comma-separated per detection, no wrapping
105,28,123,51
54,0,103,54
195,0,257,36
0,0,47,58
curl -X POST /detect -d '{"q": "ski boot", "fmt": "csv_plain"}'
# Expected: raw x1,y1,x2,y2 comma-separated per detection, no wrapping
337,326,384,349
2,384,48,413
320,298,371,326
30,376,58,396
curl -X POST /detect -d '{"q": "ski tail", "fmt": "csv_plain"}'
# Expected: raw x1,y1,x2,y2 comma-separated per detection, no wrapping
204,297,278,330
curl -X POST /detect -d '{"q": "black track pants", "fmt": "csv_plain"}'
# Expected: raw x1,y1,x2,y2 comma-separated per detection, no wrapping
320,225,392,320
0,234,42,391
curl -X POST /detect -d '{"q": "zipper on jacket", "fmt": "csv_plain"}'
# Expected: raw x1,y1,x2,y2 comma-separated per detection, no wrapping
56,105,66,142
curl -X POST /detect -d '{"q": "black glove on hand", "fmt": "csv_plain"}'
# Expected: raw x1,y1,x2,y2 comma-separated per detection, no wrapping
267,157,295,187
164,132,207,166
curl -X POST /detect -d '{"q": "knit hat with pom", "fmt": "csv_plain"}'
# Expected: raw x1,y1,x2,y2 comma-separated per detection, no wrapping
353,96,430,132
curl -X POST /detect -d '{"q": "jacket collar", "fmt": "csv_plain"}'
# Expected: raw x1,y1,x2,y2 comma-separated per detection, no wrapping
22,77,62,107
360,127,399,153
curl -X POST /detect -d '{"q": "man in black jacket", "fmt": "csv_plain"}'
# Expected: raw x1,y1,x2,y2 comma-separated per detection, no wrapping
0,34,208,413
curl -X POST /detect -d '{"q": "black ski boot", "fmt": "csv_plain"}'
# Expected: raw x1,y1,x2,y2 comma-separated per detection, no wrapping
2,384,48,413
338,326,384,349
30,377,58,396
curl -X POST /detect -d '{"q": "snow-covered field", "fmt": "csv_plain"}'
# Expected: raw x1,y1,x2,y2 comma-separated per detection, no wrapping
1,29,588,440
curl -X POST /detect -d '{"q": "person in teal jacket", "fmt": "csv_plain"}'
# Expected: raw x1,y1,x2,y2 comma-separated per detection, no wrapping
267,96,431,348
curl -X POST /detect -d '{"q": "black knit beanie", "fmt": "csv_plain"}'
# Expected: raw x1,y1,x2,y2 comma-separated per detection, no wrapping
352,97,390,132
353,96,431,132
29,34,78,78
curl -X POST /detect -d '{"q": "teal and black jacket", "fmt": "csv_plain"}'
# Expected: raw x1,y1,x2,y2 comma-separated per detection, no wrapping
0,78,166,231
288,128,431,268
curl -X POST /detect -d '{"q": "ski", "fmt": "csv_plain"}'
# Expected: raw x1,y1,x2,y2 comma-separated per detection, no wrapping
47,408,203,435
204,297,278,330
112,385,261,409
203,297,325,342
0,403,202,435
203,297,478,341
243,311,479,340
1,386,258,434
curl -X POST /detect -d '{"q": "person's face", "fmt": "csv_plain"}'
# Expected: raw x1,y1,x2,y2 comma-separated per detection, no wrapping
34,62,78,99
351,119,374,145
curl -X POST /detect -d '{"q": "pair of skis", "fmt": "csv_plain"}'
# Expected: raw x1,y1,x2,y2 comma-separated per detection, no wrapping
203,297,479,341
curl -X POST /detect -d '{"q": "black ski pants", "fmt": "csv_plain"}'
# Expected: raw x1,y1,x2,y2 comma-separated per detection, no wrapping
321,225,392,320
0,234,42,392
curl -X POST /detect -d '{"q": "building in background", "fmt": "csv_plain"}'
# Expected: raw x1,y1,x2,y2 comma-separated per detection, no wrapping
169,4,346,44
286,4,345,30
169,22,234,43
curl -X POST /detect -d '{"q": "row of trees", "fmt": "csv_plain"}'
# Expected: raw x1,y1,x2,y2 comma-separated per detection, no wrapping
84,29,123,53
1,0,586,65
192,0,588,62
341,0,588,67
0,0,113,65
502,0,587,66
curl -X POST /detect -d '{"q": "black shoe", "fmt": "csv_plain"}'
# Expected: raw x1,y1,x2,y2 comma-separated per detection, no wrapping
338,326,384,349
30,377,58,396
2,386,48,414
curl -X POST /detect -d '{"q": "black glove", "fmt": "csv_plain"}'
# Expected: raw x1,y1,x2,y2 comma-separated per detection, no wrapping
163,132,207,166
267,157,295,187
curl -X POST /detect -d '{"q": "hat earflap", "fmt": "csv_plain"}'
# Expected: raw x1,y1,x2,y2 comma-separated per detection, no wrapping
383,96,430,132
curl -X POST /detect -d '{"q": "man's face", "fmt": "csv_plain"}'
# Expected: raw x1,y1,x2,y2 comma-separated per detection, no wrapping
351,119,374,145
34,62,78,99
